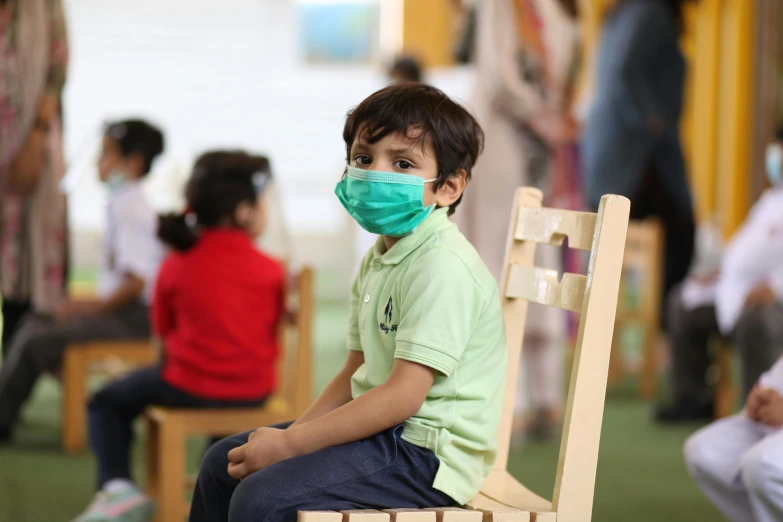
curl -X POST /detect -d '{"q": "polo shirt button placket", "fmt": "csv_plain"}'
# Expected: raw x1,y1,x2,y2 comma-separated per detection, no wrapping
364,295,370,303
374,261,382,272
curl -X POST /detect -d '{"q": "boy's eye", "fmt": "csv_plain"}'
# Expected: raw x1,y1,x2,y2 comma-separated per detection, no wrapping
394,160,413,170
354,155,371,166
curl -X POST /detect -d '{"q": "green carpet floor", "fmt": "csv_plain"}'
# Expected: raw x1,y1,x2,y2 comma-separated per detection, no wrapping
0,303,720,522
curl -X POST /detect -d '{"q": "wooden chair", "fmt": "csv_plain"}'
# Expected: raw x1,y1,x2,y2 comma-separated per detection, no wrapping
608,218,664,398
62,340,158,454
714,342,738,418
301,188,630,522
144,267,314,522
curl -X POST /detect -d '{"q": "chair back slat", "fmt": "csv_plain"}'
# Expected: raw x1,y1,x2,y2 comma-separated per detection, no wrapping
505,265,586,313
514,207,598,251
275,267,314,417
489,188,630,522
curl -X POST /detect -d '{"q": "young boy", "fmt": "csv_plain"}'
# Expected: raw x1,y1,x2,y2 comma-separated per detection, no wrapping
190,83,507,522
0,119,165,443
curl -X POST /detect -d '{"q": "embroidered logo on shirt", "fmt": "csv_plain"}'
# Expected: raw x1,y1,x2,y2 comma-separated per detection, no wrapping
380,297,397,334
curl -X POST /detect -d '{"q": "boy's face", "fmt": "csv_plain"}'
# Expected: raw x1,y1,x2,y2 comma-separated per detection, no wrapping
97,136,142,182
350,129,466,210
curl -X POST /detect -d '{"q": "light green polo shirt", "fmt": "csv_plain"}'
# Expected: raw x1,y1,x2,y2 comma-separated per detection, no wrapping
348,208,507,505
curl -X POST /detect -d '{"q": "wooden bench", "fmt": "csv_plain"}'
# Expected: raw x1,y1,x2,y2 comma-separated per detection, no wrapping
144,267,314,522
300,188,630,522
62,340,158,454
608,218,664,398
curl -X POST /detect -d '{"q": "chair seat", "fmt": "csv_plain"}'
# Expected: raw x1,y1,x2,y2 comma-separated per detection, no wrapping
145,396,290,436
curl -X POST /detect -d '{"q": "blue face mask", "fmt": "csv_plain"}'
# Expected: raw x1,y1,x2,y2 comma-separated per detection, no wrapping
105,170,127,193
766,145,783,186
335,166,437,237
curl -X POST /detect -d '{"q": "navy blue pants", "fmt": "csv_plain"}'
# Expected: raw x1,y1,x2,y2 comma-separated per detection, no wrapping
189,423,456,522
88,365,265,490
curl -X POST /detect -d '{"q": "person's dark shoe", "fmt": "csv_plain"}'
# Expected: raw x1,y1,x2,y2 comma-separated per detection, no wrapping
654,397,714,424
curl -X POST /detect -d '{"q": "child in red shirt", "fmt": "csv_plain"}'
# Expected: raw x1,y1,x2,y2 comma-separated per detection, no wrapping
74,151,285,522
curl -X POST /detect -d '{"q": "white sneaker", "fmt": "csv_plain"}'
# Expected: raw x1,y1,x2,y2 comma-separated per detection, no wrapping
72,483,154,522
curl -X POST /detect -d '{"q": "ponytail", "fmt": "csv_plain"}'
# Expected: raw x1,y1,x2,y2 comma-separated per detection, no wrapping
157,212,199,251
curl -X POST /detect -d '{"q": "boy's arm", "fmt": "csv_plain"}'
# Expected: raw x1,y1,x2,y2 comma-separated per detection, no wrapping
290,350,364,427
227,358,434,480
57,274,145,319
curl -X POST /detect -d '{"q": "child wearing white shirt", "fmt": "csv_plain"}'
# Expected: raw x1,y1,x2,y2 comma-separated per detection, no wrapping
685,355,783,522
0,119,164,443
656,127,783,423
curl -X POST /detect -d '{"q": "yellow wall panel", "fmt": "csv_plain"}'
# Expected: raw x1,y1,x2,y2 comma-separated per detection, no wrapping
401,0,454,67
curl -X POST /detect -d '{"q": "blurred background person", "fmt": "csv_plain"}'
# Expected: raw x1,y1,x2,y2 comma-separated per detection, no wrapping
388,55,423,83
458,0,580,439
0,0,69,353
581,0,696,319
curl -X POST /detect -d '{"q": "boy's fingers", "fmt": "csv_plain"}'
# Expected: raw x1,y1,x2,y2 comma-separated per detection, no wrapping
227,445,245,464
227,462,246,480
248,431,256,442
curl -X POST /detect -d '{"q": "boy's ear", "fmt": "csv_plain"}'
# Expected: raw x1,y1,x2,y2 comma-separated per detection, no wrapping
435,169,467,208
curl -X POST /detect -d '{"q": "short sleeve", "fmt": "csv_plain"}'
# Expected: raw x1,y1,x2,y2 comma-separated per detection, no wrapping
114,205,161,286
395,250,485,376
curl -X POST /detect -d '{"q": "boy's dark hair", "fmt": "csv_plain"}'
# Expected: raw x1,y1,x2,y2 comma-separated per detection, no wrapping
343,83,484,215
389,56,422,83
775,124,783,143
104,119,165,176
158,150,271,251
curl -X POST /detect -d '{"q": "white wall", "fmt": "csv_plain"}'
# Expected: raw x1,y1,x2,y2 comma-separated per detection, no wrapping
62,0,475,294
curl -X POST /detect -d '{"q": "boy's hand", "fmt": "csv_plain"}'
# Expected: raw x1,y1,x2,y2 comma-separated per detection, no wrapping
758,389,783,427
744,283,777,309
226,427,296,480
746,384,766,421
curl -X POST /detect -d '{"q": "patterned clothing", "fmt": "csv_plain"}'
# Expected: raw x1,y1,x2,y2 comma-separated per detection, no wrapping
0,0,69,314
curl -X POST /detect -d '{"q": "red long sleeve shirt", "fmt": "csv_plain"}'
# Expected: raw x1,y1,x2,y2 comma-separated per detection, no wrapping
153,229,285,400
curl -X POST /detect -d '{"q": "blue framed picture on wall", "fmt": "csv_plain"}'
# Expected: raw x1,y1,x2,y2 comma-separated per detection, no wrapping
298,2,378,64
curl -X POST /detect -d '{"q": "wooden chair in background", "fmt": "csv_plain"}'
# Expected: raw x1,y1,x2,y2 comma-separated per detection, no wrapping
608,218,664,398
714,342,738,418
62,340,158,454
300,188,630,522
144,267,314,522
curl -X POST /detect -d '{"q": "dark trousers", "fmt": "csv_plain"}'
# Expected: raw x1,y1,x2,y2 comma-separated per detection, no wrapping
668,285,783,402
1,299,31,358
0,301,151,433
190,424,456,522
89,365,265,490
630,166,696,331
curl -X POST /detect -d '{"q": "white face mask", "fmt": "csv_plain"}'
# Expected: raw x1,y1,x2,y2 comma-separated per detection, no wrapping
105,171,127,193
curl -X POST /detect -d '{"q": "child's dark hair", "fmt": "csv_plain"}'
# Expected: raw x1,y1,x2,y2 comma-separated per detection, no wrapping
158,150,271,251
343,83,484,215
104,119,165,176
775,124,783,143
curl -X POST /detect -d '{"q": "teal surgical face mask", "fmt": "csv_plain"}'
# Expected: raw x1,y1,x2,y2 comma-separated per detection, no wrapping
335,166,437,237
766,145,783,186
105,170,127,193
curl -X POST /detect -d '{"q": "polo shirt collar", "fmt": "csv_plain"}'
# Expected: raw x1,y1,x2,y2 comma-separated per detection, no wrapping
373,208,454,265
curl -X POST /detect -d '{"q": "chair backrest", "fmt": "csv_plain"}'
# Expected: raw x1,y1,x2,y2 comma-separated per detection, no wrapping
616,218,663,317
275,266,315,417
494,188,629,521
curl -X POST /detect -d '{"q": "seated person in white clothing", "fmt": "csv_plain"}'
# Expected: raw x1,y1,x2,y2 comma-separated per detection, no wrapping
685,355,783,522
0,119,165,443
656,125,783,423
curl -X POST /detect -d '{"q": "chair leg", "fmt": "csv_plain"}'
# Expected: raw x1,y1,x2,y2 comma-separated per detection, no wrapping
62,349,88,454
715,345,736,419
145,418,160,505
639,328,658,399
155,420,186,522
